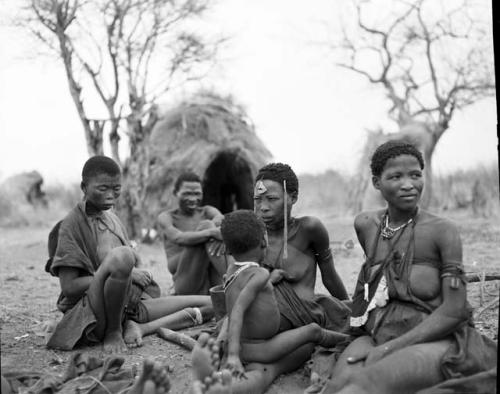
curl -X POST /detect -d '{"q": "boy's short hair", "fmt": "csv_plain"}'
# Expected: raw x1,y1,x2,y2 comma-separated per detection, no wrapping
256,163,298,197
370,140,425,177
221,210,266,255
81,156,121,184
174,171,202,194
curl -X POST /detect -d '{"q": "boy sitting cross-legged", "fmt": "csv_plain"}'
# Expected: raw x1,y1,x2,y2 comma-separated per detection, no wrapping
195,210,347,392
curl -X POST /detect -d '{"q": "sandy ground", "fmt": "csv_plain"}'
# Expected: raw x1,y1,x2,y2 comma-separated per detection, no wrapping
0,210,498,393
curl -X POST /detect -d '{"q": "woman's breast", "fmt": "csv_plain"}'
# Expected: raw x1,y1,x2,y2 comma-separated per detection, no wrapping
408,264,441,301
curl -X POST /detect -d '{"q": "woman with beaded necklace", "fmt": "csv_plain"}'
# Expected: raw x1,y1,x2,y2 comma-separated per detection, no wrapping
320,141,496,394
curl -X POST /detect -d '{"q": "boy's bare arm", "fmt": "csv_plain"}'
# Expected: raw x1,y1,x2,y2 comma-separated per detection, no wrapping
226,268,270,374
157,211,221,245
59,267,92,299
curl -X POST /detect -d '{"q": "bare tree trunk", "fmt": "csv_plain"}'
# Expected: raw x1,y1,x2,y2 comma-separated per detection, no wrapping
118,106,159,238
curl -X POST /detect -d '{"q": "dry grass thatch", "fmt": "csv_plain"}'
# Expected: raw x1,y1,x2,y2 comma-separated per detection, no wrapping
140,93,272,225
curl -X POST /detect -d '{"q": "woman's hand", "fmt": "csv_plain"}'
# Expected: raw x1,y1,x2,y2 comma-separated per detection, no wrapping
347,345,392,366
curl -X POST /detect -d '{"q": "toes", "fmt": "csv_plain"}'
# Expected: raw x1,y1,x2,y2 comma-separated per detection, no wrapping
220,369,232,386
198,333,210,347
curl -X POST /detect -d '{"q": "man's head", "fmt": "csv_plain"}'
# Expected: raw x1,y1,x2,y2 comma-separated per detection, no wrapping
221,210,267,259
254,163,298,230
81,156,122,211
370,140,424,177
174,171,203,214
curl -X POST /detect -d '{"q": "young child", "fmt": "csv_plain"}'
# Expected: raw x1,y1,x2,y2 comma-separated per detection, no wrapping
219,210,348,381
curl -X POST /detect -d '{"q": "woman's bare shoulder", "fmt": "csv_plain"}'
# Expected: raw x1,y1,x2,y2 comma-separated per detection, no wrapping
354,209,384,231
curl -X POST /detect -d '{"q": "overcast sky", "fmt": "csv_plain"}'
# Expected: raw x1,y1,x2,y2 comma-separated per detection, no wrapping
0,0,497,184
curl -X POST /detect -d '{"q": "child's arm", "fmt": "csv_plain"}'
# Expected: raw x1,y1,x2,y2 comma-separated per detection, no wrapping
226,268,270,376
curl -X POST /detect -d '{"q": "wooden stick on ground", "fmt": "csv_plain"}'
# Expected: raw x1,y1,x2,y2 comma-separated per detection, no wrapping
157,328,197,350
466,272,500,283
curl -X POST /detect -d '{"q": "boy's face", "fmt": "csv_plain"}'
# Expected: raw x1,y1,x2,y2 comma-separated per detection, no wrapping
176,181,203,213
82,172,121,211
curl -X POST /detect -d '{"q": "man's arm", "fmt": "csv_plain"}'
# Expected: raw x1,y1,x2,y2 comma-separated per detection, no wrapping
157,211,221,246
307,217,349,300
204,205,224,227
226,268,270,375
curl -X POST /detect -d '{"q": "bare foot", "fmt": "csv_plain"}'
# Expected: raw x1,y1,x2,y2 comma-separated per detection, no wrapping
191,333,220,382
128,358,171,394
191,369,232,394
124,320,144,347
103,331,128,353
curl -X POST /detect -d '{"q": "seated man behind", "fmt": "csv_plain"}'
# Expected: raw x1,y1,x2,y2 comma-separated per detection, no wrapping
158,172,227,295
47,156,212,353
253,163,350,331
208,210,347,392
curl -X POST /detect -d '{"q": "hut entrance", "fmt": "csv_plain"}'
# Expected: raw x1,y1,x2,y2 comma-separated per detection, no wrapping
202,151,254,214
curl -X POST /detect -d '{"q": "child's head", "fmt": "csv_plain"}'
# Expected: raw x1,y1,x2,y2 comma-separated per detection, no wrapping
221,210,266,259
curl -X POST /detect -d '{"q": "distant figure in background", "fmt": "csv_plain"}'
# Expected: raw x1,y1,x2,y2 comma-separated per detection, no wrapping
319,141,497,394
47,156,212,353
157,172,227,295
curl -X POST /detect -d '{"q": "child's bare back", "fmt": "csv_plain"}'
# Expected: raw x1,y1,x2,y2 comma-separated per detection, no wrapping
224,264,280,341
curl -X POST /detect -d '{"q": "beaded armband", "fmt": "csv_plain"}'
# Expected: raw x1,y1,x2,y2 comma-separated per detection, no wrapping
441,261,466,289
314,247,332,263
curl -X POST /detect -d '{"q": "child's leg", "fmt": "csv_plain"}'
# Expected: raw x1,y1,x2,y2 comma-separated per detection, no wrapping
191,334,315,394
230,343,315,394
241,323,349,364
86,246,135,352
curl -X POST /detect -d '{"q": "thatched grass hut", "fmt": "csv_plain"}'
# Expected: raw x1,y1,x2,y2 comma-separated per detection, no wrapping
139,93,272,228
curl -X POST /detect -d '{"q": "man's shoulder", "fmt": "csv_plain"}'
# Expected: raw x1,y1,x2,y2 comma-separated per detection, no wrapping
158,208,179,220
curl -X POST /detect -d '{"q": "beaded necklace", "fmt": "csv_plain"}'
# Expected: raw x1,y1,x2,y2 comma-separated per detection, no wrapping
381,212,415,240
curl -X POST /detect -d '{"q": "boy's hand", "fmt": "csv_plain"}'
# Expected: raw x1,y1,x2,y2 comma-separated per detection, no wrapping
225,355,246,379
131,268,152,289
269,269,287,284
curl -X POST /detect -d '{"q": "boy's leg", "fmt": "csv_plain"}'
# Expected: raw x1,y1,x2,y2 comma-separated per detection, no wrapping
124,297,214,346
144,295,212,320
173,245,211,295
86,246,135,352
241,323,349,364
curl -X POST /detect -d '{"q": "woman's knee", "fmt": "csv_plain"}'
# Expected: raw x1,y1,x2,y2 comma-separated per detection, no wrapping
103,246,135,277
